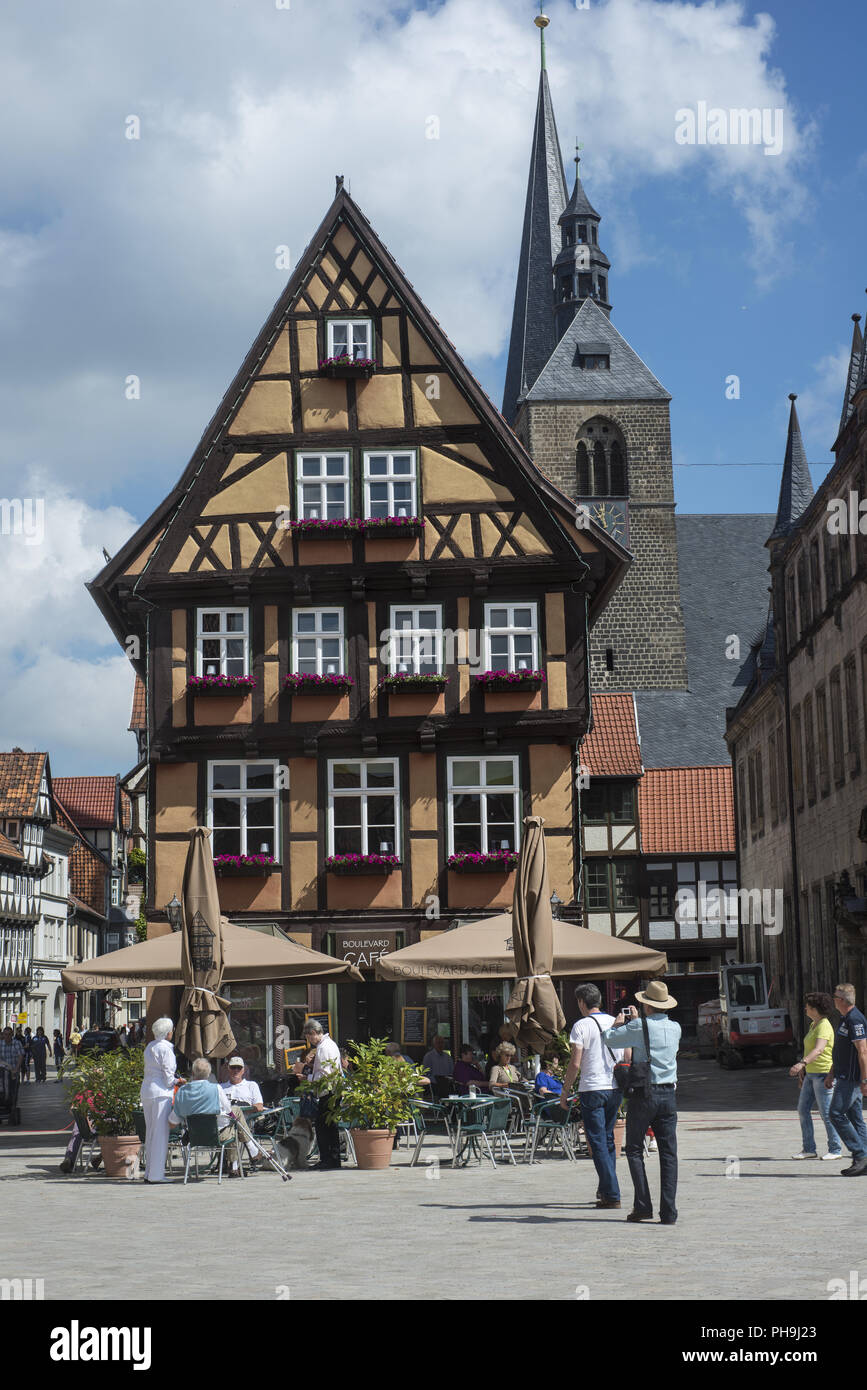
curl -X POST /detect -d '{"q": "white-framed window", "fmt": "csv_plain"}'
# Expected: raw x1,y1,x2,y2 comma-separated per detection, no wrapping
292,609,345,677
327,318,372,361
296,452,350,521
447,757,521,855
111,877,121,907
197,608,249,679
208,761,280,859
328,759,399,857
484,602,539,672
363,450,417,518
5,820,18,841
388,605,442,676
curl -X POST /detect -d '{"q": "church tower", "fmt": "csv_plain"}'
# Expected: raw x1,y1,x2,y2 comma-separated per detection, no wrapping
503,12,687,694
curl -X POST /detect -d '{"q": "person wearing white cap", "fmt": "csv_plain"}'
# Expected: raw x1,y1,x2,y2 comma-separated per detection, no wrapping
603,980,681,1226
221,1057,264,1169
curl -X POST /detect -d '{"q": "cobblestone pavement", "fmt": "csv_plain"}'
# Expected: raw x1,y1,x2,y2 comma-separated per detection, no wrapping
1,1058,862,1302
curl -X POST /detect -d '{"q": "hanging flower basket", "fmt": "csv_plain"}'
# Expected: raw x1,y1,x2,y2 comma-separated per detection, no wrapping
378,673,448,693
326,854,400,875
282,518,365,539
472,670,546,691
283,673,355,694
447,850,519,873
214,854,277,876
364,516,425,538
189,675,257,694
319,355,376,379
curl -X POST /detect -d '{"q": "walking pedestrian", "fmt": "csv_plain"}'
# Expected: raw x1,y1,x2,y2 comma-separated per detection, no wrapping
30,1026,50,1083
140,1017,179,1184
69,1027,82,1055
53,1029,65,1079
826,984,867,1177
604,980,681,1225
558,983,626,1209
789,992,843,1160
296,1019,342,1169
19,1028,32,1083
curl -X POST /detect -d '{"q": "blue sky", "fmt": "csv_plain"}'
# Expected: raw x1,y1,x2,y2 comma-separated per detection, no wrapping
0,0,863,772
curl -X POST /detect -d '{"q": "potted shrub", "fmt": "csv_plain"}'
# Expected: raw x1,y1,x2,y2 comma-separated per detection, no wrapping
317,1037,426,1169
65,1046,145,1178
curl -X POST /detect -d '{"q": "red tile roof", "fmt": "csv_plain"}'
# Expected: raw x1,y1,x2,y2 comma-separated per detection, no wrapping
639,766,735,854
0,751,48,818
581,694,643,777
68,837,108,915
0,829,24,862
53,776,117,829
129,675,146,731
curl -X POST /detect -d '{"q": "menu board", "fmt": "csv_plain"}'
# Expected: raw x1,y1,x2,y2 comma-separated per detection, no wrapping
401,1006,427,1047
304,1011,331,1036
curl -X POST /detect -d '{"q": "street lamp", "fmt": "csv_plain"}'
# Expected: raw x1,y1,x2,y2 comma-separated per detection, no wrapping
165,894,183,932
550,891,563,920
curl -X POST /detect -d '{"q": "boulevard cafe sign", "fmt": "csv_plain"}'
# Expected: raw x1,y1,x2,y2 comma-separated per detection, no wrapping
330,929,403,971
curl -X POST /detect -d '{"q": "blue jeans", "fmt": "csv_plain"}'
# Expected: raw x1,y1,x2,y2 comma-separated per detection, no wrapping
580,1088,621,1202
625,1087,678,1222
797,1074,842,1154
828,1078,867,1159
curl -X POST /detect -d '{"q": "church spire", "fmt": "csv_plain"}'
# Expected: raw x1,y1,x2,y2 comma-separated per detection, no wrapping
553,148,611,338
769,394,814,544
502,9,567,425
840,303,865,434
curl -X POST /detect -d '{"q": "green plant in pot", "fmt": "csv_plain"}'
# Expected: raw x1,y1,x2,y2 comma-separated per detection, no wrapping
65,1046,145,1178
302,1037,426,1169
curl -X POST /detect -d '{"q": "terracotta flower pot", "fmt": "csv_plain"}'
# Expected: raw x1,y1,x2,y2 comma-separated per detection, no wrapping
350,1129,395,1169
98,1134,142,1179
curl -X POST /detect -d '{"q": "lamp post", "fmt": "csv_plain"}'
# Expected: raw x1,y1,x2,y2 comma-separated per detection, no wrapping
166,894,183,933
550,891,563,920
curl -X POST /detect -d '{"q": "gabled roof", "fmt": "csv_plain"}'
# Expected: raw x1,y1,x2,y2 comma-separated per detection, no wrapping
0,830,24,863
502,67,568,425
69,893,106,923
129,675,146,732
581,694,642,776
768,395,814,543
525,298,670,403
638,766,735,854
0,751,48,819
838,314,864,436
53,777,118,830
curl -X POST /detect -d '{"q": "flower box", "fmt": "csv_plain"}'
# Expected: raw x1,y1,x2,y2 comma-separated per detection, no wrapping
283,673,355,694
325,854,400,875
319,355,376,379
189,675,257,694
378,673,448,693
472,670,546,691
214,855,278,877
364,516,425,538
447,851,519,873
281,518,364,539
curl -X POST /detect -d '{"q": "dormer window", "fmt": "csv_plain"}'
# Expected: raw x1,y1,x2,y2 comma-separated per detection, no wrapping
326,318,372,362
580,354,609,371
599,275,608,301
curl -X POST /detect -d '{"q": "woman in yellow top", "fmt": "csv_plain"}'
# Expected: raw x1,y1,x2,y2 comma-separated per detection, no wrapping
488,1042,521,1089
790,992,843,1160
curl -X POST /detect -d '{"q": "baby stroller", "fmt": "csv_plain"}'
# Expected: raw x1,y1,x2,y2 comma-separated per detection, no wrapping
0,1065,21,1126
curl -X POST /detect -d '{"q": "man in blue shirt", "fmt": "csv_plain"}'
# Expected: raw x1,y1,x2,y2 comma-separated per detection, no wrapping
171,1058,232,1123
604,979,681,1225
826,984,867,1176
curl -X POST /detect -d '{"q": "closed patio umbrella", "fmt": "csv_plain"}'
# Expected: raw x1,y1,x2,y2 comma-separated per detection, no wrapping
504,816,565,1053
174,827,235,1061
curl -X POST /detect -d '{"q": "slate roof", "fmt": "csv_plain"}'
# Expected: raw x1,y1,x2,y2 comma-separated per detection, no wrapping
502,68,568,424
53,776,118,829
129,675,146,731
638,766,735,854
0,751,48,819
525,298,670,403
581,694,643,776
769,397,814,542
839,314,864,436
634,514,774,767
561,164,599,221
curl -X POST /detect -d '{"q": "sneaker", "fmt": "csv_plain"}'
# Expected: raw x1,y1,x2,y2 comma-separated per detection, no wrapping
821,1152,844,1161
648,1139,657,1152
791,1151,818,1160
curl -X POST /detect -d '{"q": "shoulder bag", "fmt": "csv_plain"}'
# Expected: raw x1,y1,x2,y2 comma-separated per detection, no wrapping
590,1013,653,1099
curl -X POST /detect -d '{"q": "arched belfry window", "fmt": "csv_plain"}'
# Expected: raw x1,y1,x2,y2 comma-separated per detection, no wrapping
575,418,628,497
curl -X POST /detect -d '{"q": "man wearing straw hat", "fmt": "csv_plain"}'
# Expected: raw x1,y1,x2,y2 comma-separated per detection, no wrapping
604,980,681,1225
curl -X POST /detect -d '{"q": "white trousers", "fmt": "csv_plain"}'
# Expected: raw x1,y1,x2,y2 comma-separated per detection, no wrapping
141,1085,173,1181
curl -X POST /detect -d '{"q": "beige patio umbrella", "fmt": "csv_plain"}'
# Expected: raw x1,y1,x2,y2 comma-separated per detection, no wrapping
504,816,565,1053
376,915,667,981
173,827,235,1060
61,923,364,990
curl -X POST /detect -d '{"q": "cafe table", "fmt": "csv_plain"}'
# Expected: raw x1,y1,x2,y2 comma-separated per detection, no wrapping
441,1093,497,1167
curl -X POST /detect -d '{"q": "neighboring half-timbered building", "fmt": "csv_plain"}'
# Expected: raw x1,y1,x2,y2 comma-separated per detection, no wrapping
89,183,628,1057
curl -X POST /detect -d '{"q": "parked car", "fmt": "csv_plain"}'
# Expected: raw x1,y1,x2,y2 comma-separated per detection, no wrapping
77,1029,122,1055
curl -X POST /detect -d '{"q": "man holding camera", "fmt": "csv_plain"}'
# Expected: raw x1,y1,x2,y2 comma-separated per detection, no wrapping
604,981,681,1225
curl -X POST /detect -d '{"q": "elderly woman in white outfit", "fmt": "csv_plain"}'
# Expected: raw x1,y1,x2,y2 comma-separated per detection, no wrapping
141,1018,178,1183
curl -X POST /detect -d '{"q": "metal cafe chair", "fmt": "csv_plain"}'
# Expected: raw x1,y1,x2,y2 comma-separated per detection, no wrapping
183,1111,244,1184
408,1099,456,1167
526,1097,581,1163
451,1096,498,1169
482,1095,519,1166
71,1107,101,1173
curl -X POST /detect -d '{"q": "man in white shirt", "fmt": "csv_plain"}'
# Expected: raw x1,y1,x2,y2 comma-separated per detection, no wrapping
301,1021,342,1169
559,983,625,1209
221,1056,264,1167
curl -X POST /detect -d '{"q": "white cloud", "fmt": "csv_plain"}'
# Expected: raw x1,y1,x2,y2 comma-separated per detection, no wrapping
0,652,137,775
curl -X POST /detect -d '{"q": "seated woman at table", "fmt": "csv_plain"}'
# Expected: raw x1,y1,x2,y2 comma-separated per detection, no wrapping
534,1056,564,1098
453,1045,486,1093
488,1042,521,1089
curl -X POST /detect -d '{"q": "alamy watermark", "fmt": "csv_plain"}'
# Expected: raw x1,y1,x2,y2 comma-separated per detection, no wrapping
675,102,783,157
676,881,783,935
0,498,44,546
